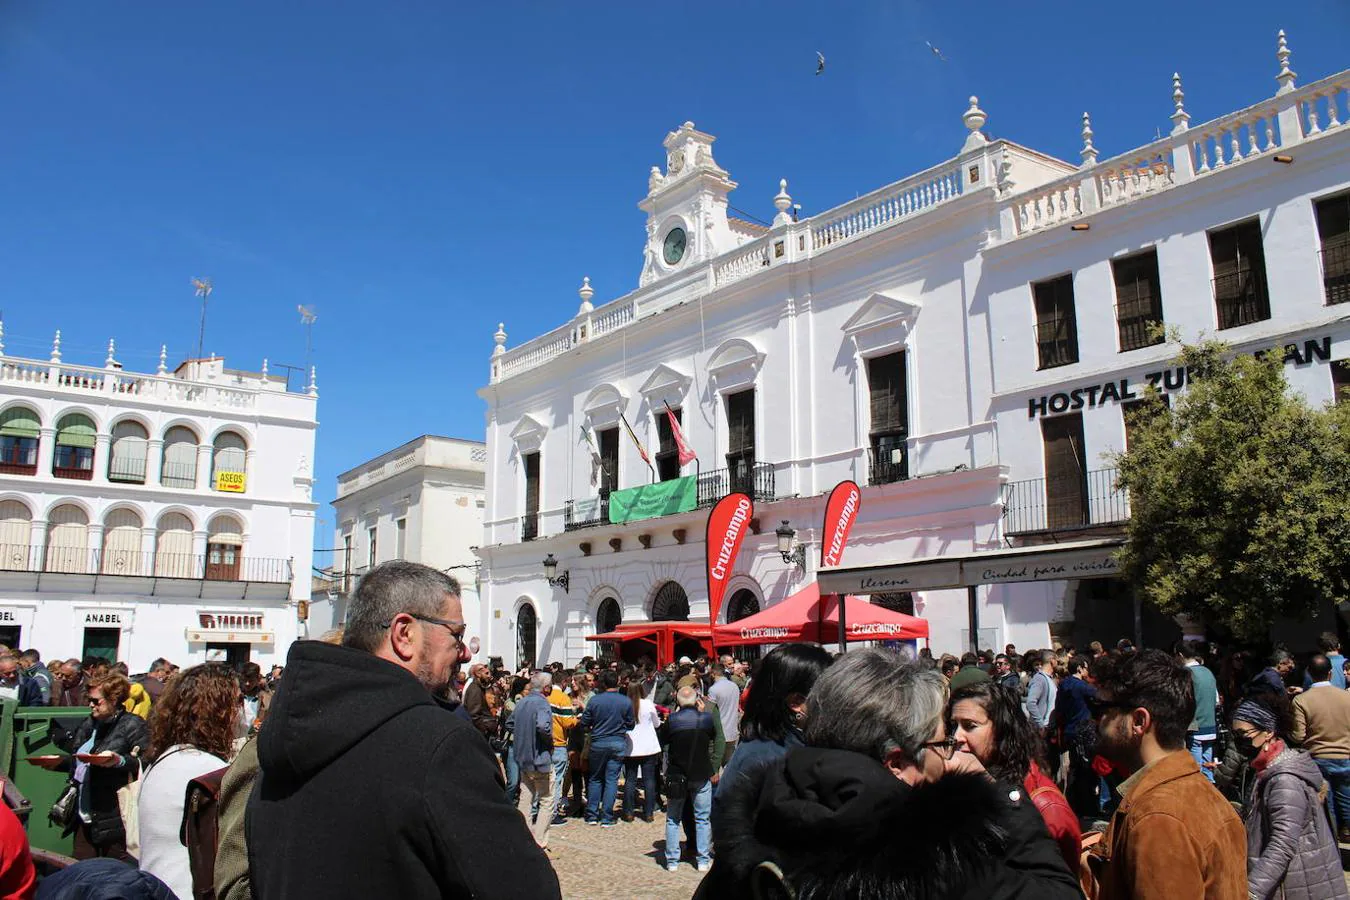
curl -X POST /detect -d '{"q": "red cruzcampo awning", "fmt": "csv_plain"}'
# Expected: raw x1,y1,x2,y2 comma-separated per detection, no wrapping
712,581,928,647
585,621,714,665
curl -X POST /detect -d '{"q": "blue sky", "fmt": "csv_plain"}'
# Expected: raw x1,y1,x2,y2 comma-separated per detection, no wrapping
1,1,1345,542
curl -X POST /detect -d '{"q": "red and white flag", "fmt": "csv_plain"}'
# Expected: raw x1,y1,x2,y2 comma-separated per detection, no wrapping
665,403,697,467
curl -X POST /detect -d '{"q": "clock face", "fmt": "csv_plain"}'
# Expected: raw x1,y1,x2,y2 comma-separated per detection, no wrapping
663,227,687,266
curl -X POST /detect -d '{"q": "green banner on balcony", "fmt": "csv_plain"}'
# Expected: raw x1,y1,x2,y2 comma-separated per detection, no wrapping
608,475,697,524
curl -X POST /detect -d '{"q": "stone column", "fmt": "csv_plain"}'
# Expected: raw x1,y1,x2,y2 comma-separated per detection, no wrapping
36,428,55,478
146,439,164,486
196,444,213,492
87,524,105,576
92,434,111,484
26,520,46,572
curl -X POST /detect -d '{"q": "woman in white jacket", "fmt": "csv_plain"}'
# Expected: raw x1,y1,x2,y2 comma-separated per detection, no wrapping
138,663,243,899
622,682,662,822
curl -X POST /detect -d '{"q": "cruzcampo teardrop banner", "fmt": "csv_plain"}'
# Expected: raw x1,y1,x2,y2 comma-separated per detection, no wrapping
706,492,754,628
820,480,861,568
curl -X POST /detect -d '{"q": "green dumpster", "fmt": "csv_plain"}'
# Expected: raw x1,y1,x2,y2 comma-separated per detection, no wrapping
7,704,94,855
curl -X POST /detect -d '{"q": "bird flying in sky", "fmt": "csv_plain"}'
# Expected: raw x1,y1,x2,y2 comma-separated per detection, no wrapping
816,51,825,75
926,41,947,62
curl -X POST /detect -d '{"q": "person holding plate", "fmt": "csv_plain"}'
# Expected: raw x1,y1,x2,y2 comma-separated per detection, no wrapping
32,671,148,861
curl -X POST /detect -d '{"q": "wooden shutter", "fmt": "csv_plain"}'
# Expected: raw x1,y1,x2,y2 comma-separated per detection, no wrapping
524,452,540,515
1041,414,1087,530
155,513,195,578
726,390,755,457
1034,275,1078,368
1316,194,1350,305
597,428,619,493
867,352,907,435
1113,251,1163,351
46,505,89,573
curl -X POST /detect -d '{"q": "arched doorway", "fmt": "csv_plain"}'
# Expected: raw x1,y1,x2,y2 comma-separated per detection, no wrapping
594,596,623,663
651,581,690,622
516,603,537,669
725,589,762,662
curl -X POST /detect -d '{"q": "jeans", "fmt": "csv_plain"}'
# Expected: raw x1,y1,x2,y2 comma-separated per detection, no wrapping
585,737,626,824
551,746,569,818
1187,733,1216,784
1316,757,1350,832
665,780,712,867
502,746,520,805
623,754,659,819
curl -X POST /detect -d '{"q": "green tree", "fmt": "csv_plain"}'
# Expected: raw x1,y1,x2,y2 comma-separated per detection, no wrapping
1112,339,1350,640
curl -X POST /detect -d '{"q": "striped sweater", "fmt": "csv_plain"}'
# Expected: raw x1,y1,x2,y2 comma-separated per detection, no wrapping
548,687,578,748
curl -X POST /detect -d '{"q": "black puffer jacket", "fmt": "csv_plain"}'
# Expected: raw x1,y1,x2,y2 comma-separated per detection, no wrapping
695,746,1084,900
52,711,149,844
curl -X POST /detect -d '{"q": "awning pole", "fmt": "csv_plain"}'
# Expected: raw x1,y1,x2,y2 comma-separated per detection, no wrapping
967,585,979,654
837,594,847,653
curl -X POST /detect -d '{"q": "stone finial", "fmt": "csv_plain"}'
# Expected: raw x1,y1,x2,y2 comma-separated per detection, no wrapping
50,330,61,363
962,97,988,151
1275,29,1297,95
577,277,594,315
1080,112,1098,167
492,323,507,357
997,150,1015,195
648,165,664,193
157,344,168,375
261,358,269,376
773,179,793,226
307,366,318,397
105,339,117,368
1170,73,1190,135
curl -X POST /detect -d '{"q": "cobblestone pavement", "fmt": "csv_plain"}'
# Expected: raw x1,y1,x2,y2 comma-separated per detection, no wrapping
546,816,704,900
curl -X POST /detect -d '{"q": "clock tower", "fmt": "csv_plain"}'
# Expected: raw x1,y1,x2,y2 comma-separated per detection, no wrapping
638,122,739,287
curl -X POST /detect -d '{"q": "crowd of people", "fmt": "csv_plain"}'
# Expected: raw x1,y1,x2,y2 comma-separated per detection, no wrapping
0,563,1346,898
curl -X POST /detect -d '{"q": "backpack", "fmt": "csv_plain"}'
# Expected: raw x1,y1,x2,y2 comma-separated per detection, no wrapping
180,766,228,900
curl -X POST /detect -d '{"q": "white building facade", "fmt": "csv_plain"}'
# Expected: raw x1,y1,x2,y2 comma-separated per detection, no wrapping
478,36,1350,666
0,335,317,671
315,435,486,639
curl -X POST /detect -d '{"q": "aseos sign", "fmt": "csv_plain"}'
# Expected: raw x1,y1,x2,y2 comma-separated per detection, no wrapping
820,481,861,568
706,492,754,628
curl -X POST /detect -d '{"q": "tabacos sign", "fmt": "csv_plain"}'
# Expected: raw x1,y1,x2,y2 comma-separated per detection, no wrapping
1028,335,1333,419
706,493,753,628
820,481,861,569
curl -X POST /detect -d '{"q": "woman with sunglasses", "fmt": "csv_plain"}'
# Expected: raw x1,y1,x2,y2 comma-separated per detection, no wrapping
948,681,1082,874
1231,695,1348,900
32,671,148,861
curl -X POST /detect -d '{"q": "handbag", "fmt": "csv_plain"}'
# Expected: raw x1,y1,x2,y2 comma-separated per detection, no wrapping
117,753,145,859
48,779,78,830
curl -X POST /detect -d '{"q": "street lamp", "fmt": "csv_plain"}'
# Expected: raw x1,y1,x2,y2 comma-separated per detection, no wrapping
775,521,806,570
542,553,570,593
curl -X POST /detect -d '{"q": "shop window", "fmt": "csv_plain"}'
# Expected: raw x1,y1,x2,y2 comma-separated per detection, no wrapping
0,407,40,476
53,414,96,480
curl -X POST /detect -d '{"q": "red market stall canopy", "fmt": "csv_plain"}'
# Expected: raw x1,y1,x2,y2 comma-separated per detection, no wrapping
712,581,929,647
585,621,714,665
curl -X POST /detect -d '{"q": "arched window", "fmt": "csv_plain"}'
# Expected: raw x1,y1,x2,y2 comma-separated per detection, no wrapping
0,407,40,476
108,421,149,484
161,427,199,489
102,508,143,575
155,512,195,578
52,414,96,480
871,592,915,615
211,431,247,493
516,604,537,669
206,515,244,581
596,597,622,634
0,500,33,570
45,504,89,573
651,581,690,622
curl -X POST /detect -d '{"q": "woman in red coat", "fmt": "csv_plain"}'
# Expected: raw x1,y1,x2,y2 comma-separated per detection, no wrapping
948,681,1082,873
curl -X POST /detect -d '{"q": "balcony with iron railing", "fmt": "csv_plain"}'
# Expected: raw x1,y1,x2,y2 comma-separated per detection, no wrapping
521,513,539,542
563,496,610,532
0,545,292,583
696,461,775,507
1003,467,1129,535
867,444,910,486
1322,242,1350,305
1213,271,1271,329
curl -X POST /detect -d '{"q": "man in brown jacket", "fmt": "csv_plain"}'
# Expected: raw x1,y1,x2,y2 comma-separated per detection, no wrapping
1089,649,1246,900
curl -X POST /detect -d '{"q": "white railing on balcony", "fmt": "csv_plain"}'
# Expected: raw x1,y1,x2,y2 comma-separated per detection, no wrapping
498,328,575,379
713,239,772,287
810,159,964,252
0,357,262,410
1007,70,1349,237
592,301,635,337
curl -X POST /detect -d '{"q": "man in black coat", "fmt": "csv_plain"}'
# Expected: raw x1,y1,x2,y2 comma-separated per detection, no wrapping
247,561,560,899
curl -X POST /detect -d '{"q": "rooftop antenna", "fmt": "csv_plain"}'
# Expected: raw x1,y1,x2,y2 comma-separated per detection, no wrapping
298,305,318,370
191,277,213,362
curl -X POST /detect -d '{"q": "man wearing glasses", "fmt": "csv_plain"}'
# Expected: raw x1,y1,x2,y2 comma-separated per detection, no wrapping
1085,649,1245,900
248,560,560,899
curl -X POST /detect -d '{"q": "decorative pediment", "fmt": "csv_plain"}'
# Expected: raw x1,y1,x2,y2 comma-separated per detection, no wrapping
707,338,765,392
841,291,922,338
509,414,548,452
638,364,693,408
582,383,629,427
